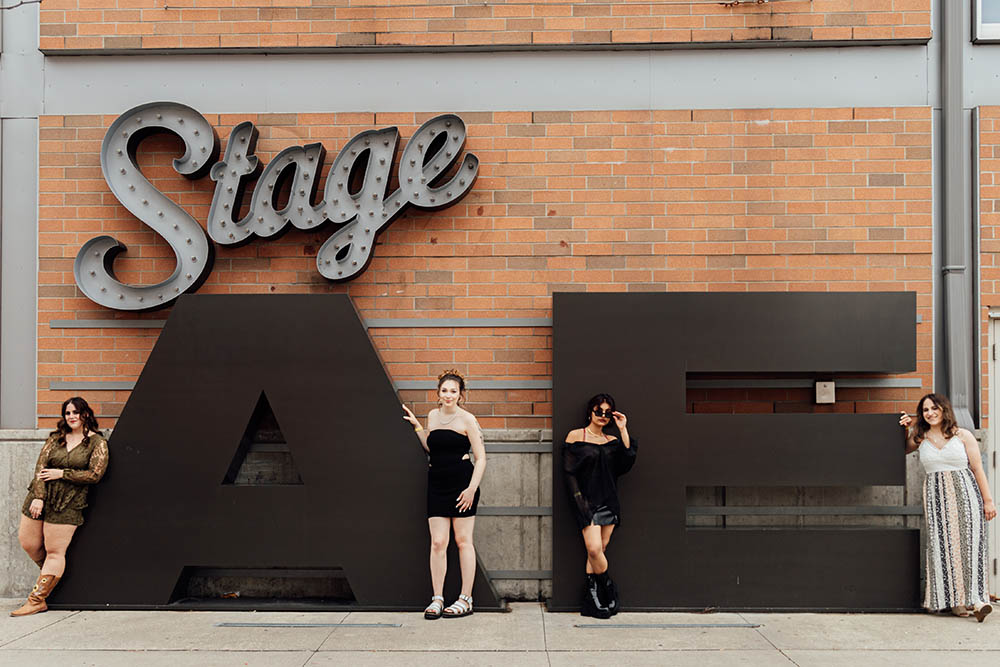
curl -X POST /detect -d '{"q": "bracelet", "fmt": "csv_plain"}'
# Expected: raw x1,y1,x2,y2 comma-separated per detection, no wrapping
414,425,423,432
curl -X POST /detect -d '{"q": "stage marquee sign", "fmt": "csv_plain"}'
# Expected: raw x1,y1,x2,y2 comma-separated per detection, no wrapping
74,102,479,311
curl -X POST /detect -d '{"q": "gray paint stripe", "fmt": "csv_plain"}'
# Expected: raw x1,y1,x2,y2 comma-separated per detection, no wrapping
688,506,923,516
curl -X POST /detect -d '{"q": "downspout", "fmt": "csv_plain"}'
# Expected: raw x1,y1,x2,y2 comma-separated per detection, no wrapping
940,0,977,429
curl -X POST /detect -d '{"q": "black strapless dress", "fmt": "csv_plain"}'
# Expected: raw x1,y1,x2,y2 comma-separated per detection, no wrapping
427,429,480,518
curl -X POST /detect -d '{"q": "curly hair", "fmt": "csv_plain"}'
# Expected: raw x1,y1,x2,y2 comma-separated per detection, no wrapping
912,392,959,445
51,396,100,442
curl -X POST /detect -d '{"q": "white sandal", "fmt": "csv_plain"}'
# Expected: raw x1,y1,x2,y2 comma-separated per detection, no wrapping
974,603,992,623
424,595,444,620
443,593,473,618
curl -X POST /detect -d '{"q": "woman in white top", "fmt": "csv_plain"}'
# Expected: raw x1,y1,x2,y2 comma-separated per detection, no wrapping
900,393,996,620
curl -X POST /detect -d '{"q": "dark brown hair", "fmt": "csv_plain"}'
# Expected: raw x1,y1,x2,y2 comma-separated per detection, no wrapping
584,393,616,426
50,396,100,442
912,392,959,445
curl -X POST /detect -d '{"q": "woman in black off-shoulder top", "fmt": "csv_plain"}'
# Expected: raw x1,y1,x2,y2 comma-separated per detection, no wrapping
402,370,485,620
562,393,637,618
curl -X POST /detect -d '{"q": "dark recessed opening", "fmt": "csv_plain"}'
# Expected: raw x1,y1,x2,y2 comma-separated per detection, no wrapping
223,391,303,485
347,149,370,196
169,567,355,604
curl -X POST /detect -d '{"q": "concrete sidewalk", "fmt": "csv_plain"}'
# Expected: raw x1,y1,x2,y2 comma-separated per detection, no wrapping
1,600,997,666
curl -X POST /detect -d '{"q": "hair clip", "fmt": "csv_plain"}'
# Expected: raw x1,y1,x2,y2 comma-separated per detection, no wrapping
437,368,465,382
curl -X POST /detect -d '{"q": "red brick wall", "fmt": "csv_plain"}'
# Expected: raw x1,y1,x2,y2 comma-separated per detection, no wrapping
39,0,931,51
38,107,933,427
980,107,1000,429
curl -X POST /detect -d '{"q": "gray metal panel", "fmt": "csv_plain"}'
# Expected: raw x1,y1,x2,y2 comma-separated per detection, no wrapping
365,318,552,329
0,119,38,428
484,443,552,453
49,320,167,329
486,570,551,580
940,1,976,428
687,506,924,516
0,5,43,118
52,379,554,391
477,506,551,516
686,379,923,389
49,317,552,329
41,46,932,115
49,381,136,391
395,380,552,390
973,106,983,424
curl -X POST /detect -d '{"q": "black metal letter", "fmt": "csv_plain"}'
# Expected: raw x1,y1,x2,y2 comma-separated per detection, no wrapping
551,292,920,611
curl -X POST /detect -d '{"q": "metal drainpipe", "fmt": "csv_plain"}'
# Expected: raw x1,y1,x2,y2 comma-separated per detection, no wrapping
940,0,976,429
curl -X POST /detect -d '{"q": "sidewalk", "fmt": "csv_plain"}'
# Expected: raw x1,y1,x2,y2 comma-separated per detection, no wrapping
1,600,998,666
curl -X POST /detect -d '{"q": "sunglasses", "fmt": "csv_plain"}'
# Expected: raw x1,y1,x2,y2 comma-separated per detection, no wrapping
592,408,613,418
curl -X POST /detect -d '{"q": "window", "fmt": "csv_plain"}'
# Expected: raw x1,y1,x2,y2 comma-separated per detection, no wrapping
975,0,1000,41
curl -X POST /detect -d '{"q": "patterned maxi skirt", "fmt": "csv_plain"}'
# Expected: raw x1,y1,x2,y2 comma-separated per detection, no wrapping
923,468,990,611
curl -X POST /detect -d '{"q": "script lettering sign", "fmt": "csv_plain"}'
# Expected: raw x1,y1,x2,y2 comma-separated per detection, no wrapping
74,102,479,311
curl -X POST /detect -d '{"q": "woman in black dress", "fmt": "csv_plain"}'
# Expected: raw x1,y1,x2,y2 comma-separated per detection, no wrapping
563,393,637,618
402,370,486,619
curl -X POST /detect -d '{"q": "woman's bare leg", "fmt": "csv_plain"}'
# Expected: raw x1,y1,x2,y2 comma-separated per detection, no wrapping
40,523,76,577
582,525,607,574
452,516,476,597
428,517,450,597
583,524,615,574
17,515,45,565
601,524,615,554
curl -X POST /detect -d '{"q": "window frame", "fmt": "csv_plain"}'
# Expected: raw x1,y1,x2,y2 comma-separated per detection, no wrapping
975,0,1000,42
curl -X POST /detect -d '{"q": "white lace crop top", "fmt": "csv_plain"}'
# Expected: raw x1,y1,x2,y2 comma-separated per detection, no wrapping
918,435,969,474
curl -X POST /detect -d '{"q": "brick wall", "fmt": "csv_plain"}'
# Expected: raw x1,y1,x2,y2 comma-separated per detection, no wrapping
980,107,1000,429
38,106,932,427
39,0,931,52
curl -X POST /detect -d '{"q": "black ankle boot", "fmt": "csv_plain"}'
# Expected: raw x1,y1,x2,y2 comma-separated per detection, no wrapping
581,574,612,619
596,571,619,616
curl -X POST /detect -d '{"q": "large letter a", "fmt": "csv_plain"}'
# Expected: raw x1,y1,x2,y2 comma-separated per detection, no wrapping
50,295,501,611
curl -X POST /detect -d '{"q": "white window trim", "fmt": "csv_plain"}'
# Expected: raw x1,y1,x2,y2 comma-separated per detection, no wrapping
975,0,1000,42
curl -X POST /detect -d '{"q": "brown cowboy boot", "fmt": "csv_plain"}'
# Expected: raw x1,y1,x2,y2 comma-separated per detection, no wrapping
10,573,60,617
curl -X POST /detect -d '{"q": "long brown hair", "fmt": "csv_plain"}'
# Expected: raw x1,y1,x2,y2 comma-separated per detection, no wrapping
912,392,959,445
50,396,100,443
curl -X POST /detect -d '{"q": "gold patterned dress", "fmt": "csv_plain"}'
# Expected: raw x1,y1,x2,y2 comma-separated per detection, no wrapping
21,432,109,526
